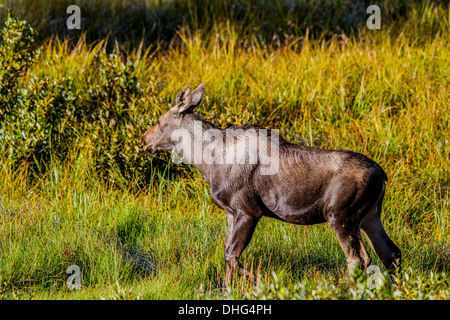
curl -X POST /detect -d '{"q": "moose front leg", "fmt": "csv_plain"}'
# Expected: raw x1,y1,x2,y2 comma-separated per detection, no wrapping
224,212,234,251
223,212,234,287
224,212,259,286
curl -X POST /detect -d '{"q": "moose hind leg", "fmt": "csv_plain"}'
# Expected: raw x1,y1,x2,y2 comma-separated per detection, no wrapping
361,206,401,272
328,215,371,274
359,238,372,269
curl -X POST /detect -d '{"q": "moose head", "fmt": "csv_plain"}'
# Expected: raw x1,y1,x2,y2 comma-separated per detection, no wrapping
140,82,205,154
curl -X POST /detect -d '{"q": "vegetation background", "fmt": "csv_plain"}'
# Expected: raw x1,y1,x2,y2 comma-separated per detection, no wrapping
0,0,449,299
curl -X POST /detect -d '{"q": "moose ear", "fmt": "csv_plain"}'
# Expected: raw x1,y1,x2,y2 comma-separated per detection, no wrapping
190,82,205,108
171,86,192,115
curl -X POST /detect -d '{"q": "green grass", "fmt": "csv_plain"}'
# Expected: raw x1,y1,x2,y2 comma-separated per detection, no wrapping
1,151,449,299
0,0,449,299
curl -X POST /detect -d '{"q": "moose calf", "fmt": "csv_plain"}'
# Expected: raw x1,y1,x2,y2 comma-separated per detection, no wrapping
141,82,401,285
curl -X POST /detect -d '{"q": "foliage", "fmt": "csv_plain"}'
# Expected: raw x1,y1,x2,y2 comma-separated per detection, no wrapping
230,268,450,300
0,16,75,167
0,15,40,117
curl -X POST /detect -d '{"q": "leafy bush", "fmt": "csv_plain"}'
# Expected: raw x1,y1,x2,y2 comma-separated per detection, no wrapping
0,16,77,167
0,16,167,183
0,14,39,118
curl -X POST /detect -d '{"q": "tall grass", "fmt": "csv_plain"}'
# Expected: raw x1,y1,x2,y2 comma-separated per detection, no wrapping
0,0,449,299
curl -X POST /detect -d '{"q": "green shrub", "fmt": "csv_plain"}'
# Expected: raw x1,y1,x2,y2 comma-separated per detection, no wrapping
0,15,39,118
0,16,77,167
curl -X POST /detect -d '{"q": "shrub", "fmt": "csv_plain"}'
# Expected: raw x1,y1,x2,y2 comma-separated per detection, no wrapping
0,15,40,119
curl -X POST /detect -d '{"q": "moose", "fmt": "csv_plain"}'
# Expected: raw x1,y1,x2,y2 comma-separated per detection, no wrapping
141,82,401,285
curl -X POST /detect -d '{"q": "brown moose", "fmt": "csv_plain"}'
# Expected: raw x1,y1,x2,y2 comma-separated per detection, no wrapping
141,82,401,285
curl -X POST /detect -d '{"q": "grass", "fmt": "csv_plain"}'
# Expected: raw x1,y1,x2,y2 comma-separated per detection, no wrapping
2,150,449,299
0,0,449,299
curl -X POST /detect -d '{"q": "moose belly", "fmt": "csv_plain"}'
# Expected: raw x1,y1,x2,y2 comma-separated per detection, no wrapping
259,187,327,225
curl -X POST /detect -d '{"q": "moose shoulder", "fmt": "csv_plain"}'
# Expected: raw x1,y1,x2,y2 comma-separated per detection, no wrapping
141,82,401,285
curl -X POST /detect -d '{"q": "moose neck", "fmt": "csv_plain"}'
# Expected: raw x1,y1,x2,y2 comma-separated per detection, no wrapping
176,113,221,183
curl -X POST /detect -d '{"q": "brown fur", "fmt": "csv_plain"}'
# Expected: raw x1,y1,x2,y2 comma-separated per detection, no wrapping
141,83,401,285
